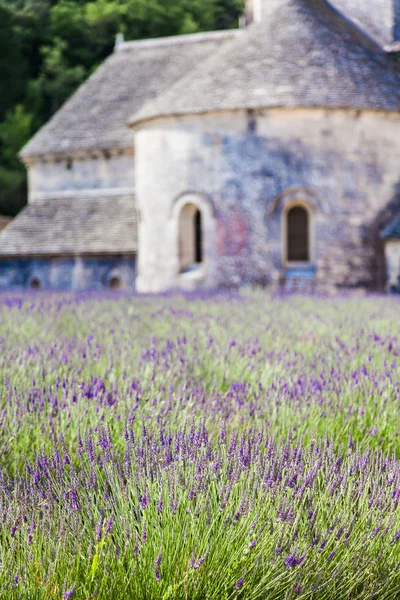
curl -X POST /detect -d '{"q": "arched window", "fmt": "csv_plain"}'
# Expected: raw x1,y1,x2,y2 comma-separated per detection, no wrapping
179,203,204,272
287,205,310,263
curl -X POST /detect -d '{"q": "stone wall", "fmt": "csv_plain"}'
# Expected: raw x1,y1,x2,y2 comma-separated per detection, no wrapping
134,108,400,293
27,150,135,203
0,256,136,290
384,240,400,291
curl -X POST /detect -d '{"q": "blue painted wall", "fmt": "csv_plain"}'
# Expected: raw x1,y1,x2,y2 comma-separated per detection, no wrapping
0,256,136,290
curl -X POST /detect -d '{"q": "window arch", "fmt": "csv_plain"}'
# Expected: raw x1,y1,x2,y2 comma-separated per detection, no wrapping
179,203,204,272
284,204,311,264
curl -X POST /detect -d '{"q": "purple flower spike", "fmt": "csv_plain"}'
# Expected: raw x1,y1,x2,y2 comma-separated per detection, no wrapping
327,551,336,562
64,586,75,599
294,586,302,594
195,553,208,569
154,551,162,581
284,554,304,569
106,519,114,535
236,576,245,589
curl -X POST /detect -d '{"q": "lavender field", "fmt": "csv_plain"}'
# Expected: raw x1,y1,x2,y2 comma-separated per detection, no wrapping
1,291,400,599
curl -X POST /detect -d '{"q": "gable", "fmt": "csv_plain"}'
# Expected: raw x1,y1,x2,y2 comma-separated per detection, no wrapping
20,31,236,160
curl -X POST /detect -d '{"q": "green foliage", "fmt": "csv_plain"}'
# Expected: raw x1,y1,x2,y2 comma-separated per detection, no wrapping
0,0,245,217
38,38,87,113
0,105,32,164
0,105,32,216
0,5,25,118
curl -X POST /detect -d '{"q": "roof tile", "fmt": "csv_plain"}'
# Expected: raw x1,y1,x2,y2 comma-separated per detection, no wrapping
130,0,400,126
20,31,236,158
0,196,137,256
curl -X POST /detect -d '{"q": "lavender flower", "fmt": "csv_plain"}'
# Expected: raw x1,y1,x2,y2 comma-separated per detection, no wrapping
64,586,75,599
236,575,245,589
284,554,305,569
0,294,399,599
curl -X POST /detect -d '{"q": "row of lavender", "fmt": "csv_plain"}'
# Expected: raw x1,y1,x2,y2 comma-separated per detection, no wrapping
0,291,399,598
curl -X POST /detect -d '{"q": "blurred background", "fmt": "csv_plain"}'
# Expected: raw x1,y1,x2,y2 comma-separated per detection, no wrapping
0,0,244,218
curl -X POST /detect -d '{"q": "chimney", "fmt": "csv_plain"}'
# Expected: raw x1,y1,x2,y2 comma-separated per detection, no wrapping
244,0,263,26
114,32,125,51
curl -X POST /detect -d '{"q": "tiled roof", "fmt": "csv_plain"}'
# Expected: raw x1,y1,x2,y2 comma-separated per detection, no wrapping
0,196,137,256
328,0,399,49
20,0,400,156
130,0,400,126
20,31,237,159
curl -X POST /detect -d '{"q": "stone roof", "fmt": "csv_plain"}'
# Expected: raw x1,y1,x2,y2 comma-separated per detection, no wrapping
0,196,137,257
20,31,237,159
328,0,400,49
382,216,400,239
129,0,400,126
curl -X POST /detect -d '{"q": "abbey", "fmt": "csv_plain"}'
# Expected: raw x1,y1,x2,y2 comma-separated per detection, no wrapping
2,0,400,292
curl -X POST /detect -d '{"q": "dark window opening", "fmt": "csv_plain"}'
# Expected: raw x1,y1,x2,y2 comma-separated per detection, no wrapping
179,203,204,272
109,276,123,290
287,206,310,262
30,277,42,289
195,209,203,264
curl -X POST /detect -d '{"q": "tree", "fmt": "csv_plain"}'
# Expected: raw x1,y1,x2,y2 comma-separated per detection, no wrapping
0,4,25,121
0,0,245,216
0,105,33,216
38,38,87,114
213,0,244,29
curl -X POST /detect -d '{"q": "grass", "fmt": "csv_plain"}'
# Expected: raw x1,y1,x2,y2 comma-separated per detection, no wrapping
0,290,399,598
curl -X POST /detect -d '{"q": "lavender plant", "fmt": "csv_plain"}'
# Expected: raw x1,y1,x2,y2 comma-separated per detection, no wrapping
0,290,399,598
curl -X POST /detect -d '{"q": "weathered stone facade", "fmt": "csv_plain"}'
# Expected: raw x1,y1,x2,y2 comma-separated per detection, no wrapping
26,150,135,204
134,109,400,292
0,256,136,291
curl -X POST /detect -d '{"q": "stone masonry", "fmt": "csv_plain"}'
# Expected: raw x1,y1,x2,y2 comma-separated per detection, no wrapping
134,109,400,293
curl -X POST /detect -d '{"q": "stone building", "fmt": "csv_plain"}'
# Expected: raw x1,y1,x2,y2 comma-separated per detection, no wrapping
2,0,400,291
